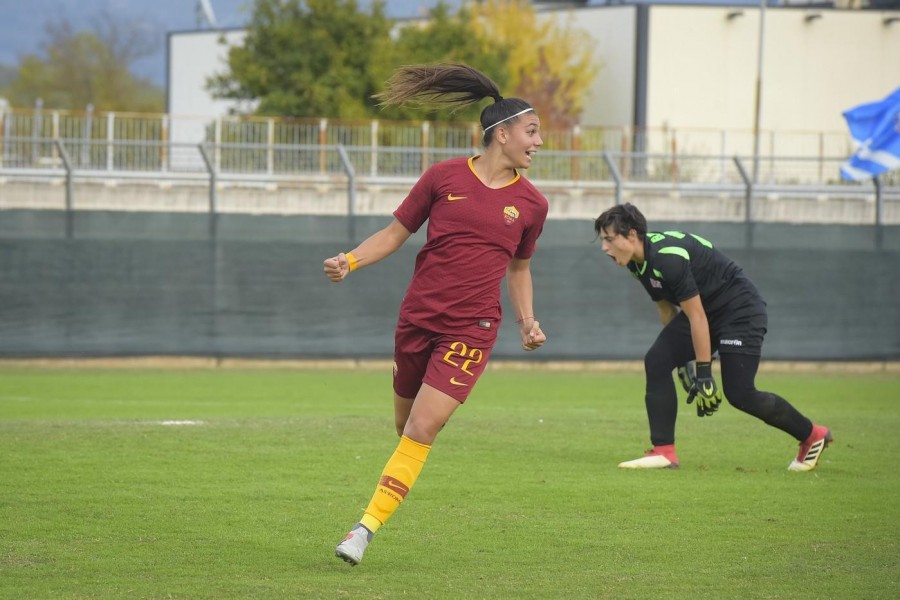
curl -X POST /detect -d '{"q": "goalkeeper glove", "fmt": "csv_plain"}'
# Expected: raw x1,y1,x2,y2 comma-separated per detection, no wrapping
676,360,697,393
685,361,722,417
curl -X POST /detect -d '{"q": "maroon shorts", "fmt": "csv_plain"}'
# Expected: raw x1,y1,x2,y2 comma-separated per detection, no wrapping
393,316,497,403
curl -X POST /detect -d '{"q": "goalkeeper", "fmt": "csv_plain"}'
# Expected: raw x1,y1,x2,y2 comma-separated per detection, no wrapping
593,203,831,471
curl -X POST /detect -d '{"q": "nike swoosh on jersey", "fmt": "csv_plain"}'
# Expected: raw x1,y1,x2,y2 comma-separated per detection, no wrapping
447,194,466,201
449,377,469,386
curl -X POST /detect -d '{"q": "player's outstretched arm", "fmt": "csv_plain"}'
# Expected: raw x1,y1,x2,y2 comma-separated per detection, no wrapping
323,219,412,283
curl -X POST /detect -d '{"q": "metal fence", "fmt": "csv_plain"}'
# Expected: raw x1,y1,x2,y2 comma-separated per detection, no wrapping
1,106,898,224
1,106,878,181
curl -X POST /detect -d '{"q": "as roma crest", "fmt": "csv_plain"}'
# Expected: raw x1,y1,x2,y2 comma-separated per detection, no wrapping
503,205,519,226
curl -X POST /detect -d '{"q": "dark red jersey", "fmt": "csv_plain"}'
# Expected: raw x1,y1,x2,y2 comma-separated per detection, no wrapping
393,156,548,333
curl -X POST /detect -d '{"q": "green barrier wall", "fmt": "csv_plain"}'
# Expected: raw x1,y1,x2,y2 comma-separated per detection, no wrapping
1,210,897,360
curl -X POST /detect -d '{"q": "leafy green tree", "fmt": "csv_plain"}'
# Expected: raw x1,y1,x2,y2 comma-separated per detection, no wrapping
208,0,393,118
209,0,596,128
3,14,163,112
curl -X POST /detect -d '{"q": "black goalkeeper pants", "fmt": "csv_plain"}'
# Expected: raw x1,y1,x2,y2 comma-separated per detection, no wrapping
643,312,813,447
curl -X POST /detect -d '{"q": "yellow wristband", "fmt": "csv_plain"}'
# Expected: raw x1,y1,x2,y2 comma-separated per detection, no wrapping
345,252,359,272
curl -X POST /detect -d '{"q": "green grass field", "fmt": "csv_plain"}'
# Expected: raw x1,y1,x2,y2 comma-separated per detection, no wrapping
1,366,898,599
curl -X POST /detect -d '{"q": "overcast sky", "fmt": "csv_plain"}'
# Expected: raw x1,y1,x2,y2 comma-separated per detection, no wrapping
0,0,462,85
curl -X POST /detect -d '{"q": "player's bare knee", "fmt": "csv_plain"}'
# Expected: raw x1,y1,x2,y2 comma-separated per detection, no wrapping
402,421,439,445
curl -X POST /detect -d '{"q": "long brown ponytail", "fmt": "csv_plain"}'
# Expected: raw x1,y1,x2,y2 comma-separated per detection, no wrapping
374,63,535,145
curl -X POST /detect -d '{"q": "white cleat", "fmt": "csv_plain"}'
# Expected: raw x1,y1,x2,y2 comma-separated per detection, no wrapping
335,525,371,566
618,449,679,470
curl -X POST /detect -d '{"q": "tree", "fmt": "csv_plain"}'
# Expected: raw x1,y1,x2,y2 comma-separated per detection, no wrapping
3,13,163,112
208,0,597,127
208,0,393,118
469,0,599,128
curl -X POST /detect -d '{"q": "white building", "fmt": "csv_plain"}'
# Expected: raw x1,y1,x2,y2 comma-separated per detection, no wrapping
167,27,248,144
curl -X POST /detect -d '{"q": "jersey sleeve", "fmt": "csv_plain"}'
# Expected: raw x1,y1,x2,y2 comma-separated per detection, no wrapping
656,251,699,303
393,166,437,233
513,192,549,259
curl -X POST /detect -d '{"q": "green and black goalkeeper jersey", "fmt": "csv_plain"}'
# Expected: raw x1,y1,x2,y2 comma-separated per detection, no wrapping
627,231,763,317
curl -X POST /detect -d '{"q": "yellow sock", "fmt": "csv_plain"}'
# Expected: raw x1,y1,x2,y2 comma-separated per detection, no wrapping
358,435,431,533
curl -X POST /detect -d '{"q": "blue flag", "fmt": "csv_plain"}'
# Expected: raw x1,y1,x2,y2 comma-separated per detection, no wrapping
840,87,900,182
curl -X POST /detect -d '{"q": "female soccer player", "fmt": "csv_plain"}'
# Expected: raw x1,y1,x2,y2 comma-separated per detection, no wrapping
323,63,548,565
593,203,831,471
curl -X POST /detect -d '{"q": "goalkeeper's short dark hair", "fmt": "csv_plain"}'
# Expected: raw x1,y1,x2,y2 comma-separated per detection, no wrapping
594,203,648,240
